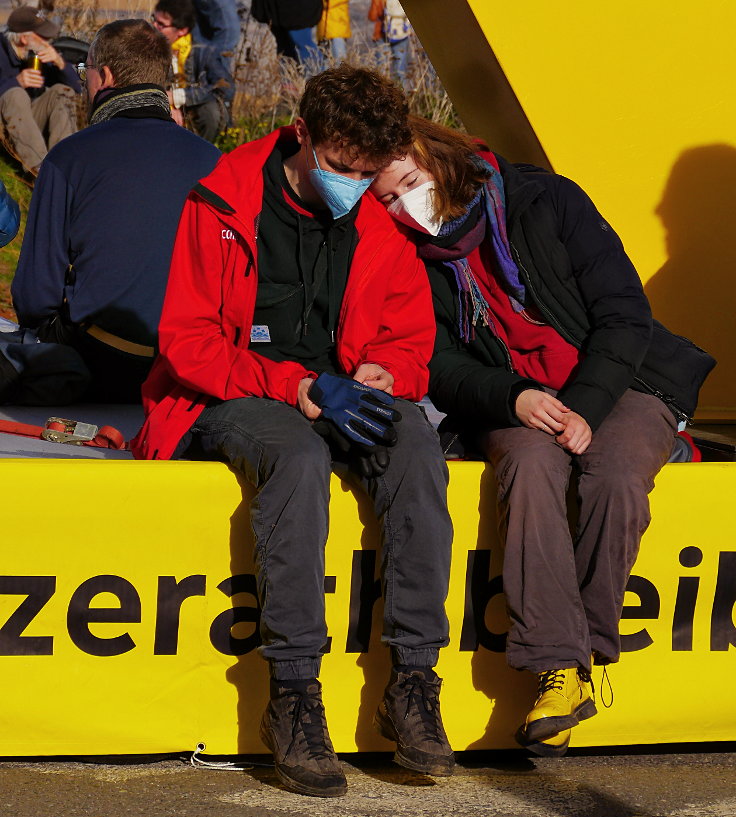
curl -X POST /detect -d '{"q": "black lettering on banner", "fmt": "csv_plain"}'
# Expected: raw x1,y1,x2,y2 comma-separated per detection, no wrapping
154,575,207,655
710,551,736,650
323,575,336,654
346,551,381,653
672,547,703,651
0,576,56,656
209,574,261,656
620,574,660,651
67,575,141,656
459,550,506,652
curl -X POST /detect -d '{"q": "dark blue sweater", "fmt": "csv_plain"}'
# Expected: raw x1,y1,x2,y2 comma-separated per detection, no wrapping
12,116,220,346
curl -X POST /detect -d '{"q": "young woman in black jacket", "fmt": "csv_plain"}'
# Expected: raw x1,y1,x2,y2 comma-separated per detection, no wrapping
371,116,714,757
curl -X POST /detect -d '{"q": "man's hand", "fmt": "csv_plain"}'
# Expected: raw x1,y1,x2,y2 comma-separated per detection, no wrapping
554,411,592,455
353,363,394,394
17,68,44,89
515,389,569,435
308,372,400,447
297,376,322,420
31,37,64,70
167,91,185,126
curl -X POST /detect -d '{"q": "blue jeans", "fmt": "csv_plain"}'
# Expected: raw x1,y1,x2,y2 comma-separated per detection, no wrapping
175,397,452,680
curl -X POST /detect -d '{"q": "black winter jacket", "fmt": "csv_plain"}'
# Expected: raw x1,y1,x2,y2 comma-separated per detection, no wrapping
427,154,715,434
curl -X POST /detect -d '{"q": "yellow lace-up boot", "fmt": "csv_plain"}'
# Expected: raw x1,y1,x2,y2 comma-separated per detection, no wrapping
523,667,597,742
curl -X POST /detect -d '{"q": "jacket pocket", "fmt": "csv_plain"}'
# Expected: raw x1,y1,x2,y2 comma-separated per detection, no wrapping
636,320,716,419
251,282,304,346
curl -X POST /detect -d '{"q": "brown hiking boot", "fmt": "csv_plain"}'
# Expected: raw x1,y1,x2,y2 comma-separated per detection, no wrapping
374,668,455,776
259,680,347,798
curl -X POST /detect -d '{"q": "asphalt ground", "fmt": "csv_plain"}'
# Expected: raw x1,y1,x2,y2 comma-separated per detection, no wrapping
1,748,734,817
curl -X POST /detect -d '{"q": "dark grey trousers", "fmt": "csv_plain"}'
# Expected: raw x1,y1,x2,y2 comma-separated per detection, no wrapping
478,390,677,673
176,397,452,680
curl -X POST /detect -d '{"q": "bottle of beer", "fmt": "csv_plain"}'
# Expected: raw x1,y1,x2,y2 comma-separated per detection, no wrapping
27,50,42,71
26,50,43,98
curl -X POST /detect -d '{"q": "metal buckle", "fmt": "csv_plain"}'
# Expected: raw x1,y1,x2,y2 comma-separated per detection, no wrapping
41,417,98,445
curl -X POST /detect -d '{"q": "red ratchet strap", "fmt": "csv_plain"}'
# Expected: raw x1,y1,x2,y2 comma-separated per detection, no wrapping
0,416,128,450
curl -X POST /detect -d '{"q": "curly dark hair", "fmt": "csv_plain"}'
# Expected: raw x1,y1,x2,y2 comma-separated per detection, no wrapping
299,65,411,166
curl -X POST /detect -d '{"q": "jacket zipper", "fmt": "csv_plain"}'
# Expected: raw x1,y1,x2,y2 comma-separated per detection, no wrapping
632,377,691,425
510,241,579,347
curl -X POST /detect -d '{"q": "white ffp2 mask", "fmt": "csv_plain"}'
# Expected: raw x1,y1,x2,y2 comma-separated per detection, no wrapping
387,181,442,236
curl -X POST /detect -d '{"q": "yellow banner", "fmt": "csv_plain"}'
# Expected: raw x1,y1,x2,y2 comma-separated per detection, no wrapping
1,460,734,755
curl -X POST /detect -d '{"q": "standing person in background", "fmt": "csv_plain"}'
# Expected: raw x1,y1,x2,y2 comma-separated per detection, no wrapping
368,0,411,87
0,5,80,176
251,0,322,69
153,0,234,142
317,0,351,63
192,0,241,55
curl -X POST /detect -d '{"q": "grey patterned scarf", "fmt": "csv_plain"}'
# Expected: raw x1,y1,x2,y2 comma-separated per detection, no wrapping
89,84,172,126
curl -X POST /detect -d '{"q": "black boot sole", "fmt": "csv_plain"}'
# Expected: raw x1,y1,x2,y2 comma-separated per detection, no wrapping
373,707,455,777
515,726,570,758
524,698,598,742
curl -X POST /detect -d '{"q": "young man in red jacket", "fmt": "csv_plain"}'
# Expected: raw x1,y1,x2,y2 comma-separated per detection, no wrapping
133,66,454,797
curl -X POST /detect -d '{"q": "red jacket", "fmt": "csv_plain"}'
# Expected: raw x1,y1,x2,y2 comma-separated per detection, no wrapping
131,127,435,460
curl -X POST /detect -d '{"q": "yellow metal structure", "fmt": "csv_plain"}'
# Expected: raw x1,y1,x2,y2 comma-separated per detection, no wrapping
402,0,736,418
2,460,733,754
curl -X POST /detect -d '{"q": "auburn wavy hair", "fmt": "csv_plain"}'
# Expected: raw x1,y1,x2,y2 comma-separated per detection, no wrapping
408,115,491,222
300,65,411,166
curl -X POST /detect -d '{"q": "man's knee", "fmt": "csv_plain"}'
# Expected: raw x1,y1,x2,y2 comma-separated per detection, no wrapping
44,84,76,101
0,86,32,116
269,428,332,474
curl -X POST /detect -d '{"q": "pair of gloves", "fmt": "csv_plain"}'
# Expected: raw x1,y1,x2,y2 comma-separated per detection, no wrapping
308,372,402,478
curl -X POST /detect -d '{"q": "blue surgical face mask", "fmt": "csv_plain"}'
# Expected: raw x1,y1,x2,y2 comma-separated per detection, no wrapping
308,145,374,219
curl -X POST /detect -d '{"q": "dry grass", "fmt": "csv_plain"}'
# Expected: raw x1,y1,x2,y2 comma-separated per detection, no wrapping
222,18,462,150
30,0,462,148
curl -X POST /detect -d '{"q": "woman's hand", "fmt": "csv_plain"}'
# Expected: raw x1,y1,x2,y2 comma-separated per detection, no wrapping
514,389,569,435
554,411,592,455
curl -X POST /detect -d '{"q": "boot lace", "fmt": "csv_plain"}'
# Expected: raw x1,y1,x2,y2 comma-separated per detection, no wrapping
276,688,334,763
537,669,566,695
399,673,445,744
577,667,596,702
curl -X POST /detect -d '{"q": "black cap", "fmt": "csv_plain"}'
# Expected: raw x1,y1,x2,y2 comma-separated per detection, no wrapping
7,6,60,39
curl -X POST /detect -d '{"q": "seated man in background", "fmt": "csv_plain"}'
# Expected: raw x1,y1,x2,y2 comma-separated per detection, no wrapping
0,5,81,176
153,0,234,143
11,18,220,403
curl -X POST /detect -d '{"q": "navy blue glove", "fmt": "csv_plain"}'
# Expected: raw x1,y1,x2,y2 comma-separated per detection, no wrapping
308,372,401,448
311,419,392,478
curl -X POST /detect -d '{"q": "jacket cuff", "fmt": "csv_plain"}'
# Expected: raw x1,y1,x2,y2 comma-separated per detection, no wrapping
506,378,543,426
285,369,317,407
